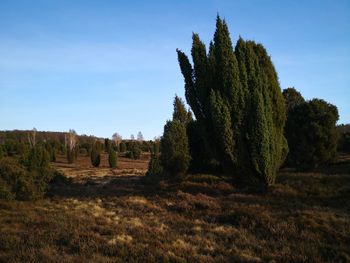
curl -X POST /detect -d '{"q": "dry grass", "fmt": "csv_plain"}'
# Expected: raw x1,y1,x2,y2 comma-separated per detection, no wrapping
0,156,349,262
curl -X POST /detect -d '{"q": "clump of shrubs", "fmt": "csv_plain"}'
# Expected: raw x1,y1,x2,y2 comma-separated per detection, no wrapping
0,145,55,200
125,143,141,160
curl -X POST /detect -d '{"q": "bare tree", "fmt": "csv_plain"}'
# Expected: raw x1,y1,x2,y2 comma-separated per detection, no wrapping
112,132,122,145
28,127,37,148
66,129,77,152
137,131,144,141
130,134,135,141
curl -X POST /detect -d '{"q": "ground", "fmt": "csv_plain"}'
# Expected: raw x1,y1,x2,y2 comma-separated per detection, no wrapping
0,153,349,262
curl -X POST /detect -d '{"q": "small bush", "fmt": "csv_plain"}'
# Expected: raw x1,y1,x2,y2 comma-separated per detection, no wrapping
108,148,117,168
146,153,163,178
91,143,101,167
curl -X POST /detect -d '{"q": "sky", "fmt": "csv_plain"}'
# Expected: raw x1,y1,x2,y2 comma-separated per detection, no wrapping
0,0,349,140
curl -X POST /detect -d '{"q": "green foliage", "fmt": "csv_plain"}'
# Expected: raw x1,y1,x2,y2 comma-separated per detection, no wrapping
108,148,117,168
119,142,127,152
0,157,53,200
172,95,192,124
177,16,287,186
161,120,191,179
2,140,29,157
285,98,339,170
187,174,222,184
283,87,305,112
187,120,215,173
146,152,163,178
26,146,50,172
126,143,141,160
90,143,101,167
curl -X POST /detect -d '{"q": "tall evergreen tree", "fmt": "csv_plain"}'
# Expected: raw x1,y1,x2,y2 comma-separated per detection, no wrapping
90,143,101,167
177,16,287,187
108,148,117,168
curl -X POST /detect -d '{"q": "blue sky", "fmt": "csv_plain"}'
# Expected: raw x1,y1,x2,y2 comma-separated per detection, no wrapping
0,0,349,140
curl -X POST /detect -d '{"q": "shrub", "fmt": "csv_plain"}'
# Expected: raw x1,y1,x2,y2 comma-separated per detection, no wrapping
285,98,339,170
90,143,101,167
146,153,163,178
125,143,141,160
0,157,53,200
119,142,127,152
161,120,191,179
26,146,50,172
108,148,117,168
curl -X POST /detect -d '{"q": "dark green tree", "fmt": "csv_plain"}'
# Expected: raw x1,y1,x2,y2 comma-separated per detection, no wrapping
177,16,287,187
104,138,111,152
146,153,163,179
285,99,339,170
90,143,101,167
173,95,192,124
119,142,127,152
108,148,117,168
283,87,305,112
160,120,191,179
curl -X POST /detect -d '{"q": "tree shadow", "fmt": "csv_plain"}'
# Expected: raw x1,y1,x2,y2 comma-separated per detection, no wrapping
47,175,158,199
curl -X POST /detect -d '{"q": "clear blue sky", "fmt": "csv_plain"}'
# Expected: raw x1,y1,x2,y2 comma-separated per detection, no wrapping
0,0,349,140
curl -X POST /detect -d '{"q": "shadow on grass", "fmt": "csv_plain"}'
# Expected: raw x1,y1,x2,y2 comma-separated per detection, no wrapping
47,175,156,199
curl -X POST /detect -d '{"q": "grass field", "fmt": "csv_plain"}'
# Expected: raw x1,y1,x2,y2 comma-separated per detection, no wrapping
0,153,349,262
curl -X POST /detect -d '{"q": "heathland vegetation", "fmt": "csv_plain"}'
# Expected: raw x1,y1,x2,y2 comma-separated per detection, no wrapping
0,16,349,262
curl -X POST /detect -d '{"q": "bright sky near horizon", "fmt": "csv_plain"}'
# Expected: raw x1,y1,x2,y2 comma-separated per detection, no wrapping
0,0,349,140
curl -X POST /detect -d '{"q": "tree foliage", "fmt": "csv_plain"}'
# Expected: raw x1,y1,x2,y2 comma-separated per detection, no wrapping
160,120,191,179
172,95,192,124
285,98,339,170
283,87,305,112
0,143,54,201
90,142,101,167
108,148,117,168
177,16,287,186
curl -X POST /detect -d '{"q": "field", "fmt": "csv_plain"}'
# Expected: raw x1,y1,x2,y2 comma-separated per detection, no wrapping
0,153,349,262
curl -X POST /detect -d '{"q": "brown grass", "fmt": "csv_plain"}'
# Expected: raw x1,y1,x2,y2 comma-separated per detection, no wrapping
0,155,349,262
